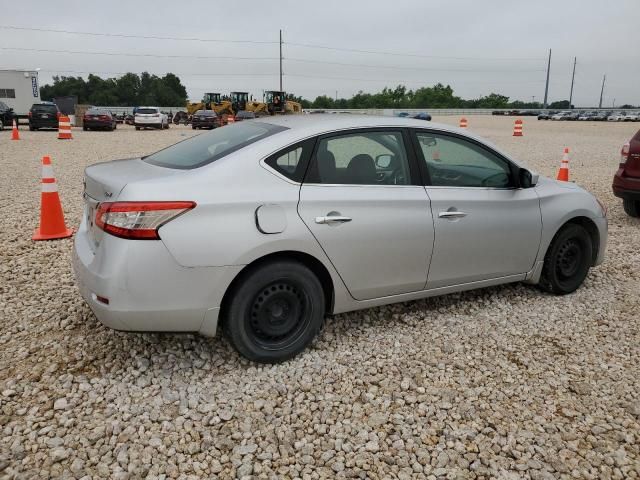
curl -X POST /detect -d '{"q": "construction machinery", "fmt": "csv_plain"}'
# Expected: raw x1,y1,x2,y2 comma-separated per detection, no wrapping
264,91,302,115
230,92,249,113
186,92,233,117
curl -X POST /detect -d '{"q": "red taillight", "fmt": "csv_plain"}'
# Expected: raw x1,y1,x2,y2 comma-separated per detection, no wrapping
28,111,32,118
95,201,196,240
621,143,630,166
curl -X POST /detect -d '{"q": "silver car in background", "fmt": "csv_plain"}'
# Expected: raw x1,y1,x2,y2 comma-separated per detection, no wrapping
73,116,607,362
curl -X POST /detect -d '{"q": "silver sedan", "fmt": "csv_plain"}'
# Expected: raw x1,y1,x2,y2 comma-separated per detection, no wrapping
73,115,607,362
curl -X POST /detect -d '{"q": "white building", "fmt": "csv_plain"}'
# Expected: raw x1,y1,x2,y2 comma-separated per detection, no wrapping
0,69,41,118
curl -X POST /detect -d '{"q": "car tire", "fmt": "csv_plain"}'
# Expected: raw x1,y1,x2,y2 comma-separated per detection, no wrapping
192,125,196,129
623,198,640,217
0,120,3,131
29,126,35,131
539,223,593,295
135,126,140,130
224,260,325,363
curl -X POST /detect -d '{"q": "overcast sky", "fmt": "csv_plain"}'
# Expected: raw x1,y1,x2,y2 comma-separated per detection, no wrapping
1,0,638,107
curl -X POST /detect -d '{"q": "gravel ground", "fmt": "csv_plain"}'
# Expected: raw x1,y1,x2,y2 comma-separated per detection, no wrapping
1,118,639,479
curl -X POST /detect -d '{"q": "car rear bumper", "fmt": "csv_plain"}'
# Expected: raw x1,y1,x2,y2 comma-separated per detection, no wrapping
612,170,640,200
84,121,112,128
72,215,242,336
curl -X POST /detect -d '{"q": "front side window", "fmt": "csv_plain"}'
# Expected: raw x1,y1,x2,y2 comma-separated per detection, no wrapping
307,131,411,185
415,132,512,188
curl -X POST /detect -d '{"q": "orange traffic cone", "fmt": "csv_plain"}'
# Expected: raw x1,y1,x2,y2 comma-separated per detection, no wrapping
11,119,20,140
57,115,72,140
556,148,570,182
33,156,74,241
513,119,523,136
459,117,468,128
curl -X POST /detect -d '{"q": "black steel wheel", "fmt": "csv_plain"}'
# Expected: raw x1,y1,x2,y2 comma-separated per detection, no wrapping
539,223,593,294
224,260,325,363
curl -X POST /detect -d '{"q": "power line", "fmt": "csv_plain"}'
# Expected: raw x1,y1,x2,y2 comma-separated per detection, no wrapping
0,25,277,44
286,57,545,73
0,46,277,61
37,69,278,77
285,42,545,61
285,73,546,85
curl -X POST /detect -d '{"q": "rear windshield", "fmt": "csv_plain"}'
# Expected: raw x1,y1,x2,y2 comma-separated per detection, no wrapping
237,111,255,118
144,122,288,169
32,104,58,113
137,108,158,114
87,109,109,115
195,110,216,116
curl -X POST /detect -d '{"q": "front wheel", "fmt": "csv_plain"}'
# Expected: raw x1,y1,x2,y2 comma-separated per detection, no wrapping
539,224,593,294
224,260,325,363
623,198,640,217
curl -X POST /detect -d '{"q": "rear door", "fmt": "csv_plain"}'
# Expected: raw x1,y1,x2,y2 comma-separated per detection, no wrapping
412,129,542,289
298,128,434,300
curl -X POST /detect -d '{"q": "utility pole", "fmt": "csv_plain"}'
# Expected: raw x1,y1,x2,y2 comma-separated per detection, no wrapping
612,98,616,108
598,74,606,108
279,29,283,92
335,90,338,102
543,49,551,109
569,57,576,109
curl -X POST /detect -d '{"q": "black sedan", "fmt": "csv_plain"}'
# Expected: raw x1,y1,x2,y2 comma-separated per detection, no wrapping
191,110,220,129
0,101,13,130
83,109,117,131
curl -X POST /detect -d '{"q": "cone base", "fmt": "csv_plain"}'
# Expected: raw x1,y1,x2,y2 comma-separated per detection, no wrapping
33,227,74,241
513,133,523,137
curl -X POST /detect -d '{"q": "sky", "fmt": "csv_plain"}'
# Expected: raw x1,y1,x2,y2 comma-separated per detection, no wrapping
1,0,639,107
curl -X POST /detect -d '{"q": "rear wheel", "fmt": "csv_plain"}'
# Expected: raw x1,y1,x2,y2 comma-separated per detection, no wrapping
539,224,593,294
623,198,640,217
224,260,325,363
135,126,140,131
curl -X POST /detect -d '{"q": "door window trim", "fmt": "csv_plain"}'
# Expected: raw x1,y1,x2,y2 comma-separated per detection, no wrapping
409,128,521,189
302,127,422,187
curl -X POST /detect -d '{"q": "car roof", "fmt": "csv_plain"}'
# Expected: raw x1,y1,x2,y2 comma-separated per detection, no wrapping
251,114,521,166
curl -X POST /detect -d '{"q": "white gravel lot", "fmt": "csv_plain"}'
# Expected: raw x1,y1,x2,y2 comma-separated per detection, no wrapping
1,118,639,479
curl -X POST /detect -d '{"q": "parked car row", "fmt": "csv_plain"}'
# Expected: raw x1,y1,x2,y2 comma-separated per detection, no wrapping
191,110,257,129
538,110,639,121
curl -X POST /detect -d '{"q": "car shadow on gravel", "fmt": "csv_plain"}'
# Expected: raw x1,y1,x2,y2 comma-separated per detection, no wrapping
68,281,545,377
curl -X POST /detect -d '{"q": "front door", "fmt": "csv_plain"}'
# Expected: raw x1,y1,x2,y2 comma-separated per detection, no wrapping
298,129,434,300
412,130,542,289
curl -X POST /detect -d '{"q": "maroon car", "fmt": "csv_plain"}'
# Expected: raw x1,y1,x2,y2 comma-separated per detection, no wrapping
83,109,117,131
613,128,640,217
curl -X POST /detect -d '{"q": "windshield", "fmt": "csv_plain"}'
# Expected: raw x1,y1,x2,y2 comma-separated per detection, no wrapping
144,122,288,169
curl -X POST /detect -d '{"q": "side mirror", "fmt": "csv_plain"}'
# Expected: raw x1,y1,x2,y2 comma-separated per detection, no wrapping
376,154,392,169
519,168,538,188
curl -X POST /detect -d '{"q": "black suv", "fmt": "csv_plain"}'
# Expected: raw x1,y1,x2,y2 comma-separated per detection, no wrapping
29,102,60,130
0,101,13,131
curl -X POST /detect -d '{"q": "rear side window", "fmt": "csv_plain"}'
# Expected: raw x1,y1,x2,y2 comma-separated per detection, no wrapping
264,139,314,182
144,122,288,169
137,108,158,114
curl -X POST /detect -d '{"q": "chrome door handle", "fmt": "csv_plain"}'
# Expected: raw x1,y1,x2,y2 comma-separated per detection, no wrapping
315,215,352,225
438,211,467,219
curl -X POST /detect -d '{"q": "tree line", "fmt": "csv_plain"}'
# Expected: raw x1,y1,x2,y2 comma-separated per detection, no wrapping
40,73,188,107
41,73,632,109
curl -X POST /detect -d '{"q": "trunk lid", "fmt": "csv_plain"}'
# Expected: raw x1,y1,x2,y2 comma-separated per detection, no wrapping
624,131,640,178
83,158,181,248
